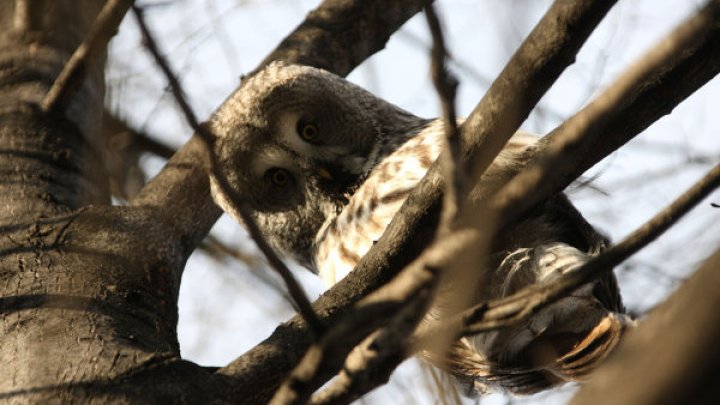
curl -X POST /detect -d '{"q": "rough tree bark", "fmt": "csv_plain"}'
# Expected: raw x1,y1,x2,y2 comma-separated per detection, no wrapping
0,1,225,402
0,0,718,404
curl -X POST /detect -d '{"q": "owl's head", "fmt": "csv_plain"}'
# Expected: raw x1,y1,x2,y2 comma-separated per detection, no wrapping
208,62,425,267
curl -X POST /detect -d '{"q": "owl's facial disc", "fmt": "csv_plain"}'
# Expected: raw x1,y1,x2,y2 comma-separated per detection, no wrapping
209,62,426,266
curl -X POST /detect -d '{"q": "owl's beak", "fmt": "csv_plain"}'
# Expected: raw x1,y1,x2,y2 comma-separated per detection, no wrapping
314,162,359,195
315,166,334,181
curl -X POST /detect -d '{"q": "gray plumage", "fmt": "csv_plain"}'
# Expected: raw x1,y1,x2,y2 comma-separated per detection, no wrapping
209,61,632,396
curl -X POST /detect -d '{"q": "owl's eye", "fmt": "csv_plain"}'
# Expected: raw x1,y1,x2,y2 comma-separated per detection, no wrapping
266,167,292,187
297,120,319,142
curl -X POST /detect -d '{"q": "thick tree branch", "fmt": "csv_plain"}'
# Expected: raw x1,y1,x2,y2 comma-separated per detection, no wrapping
489,0,720,225
572,247,720,404
256,0,428,77
459,0,618,187
42,0,134,113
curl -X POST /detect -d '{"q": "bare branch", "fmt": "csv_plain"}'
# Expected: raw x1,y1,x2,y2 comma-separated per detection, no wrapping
459,0,617,187
424,2,464,229
469,1,720,216
130,5,324,336
310,292,430,405
268,235,443,404
42,0,134,113
449,163,720,337
572,248,720,404
489,0,720,226
256,0,427,77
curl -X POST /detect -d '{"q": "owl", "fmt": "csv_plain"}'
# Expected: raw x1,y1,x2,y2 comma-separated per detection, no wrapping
209,61,633,395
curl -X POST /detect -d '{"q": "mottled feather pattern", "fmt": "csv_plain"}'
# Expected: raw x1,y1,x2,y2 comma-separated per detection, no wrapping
209,62,632,397
313,120,538,285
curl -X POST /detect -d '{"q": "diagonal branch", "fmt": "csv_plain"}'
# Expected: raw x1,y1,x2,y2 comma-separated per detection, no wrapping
460,163,720,336
256,0,429,77
572,246,720,404
130,5,324,335
42,0,134,113
310,287,434,405
268,255,439,405
489,0,720,226
424,1,463,228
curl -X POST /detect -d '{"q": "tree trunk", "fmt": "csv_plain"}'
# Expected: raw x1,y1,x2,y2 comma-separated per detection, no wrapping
0,1,219,402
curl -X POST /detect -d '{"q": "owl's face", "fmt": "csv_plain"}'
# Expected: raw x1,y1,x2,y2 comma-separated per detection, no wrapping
209,62,424,267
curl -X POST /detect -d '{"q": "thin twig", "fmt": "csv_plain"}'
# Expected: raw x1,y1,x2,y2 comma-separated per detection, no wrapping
269,239,442,404
42,0,134,112
310,281,435,405
131,5,324,336
407,164,720,365
424,2,464,229
452,0,720,333
451,164,720,338
419,2,486,387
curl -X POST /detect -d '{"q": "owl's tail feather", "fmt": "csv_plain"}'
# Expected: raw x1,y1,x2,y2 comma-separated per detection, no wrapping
550,312,635,380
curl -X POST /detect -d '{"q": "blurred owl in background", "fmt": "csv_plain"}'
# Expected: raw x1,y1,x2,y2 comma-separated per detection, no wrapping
209,62,633,395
